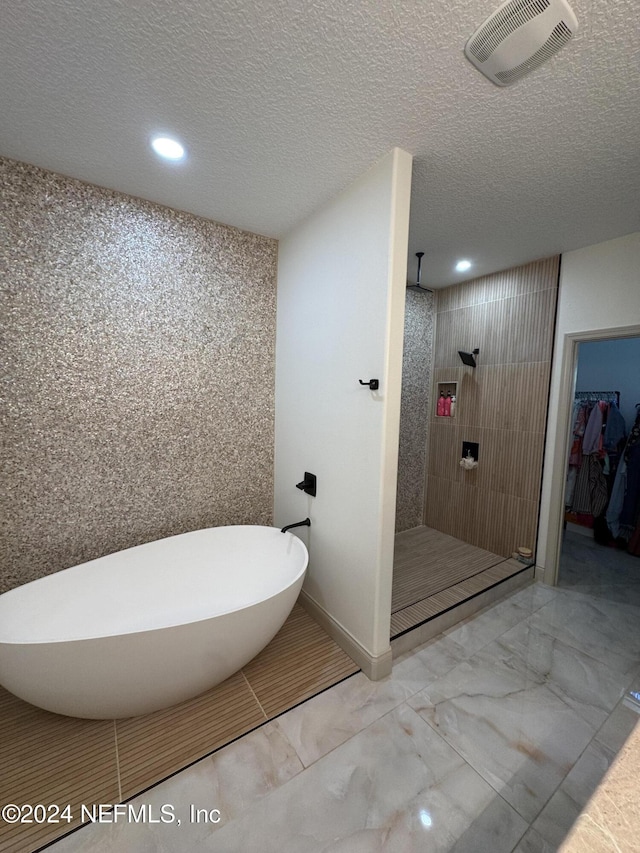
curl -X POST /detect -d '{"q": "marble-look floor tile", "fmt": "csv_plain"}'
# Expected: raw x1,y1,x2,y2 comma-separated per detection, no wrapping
558,533,640,609
512,826,556,852
407,649,597,823
529,590,640,679
40,721,304,853
565,583,640,608
447,794,528,853
128,720,304,853
500,581,559,613
594,697,640,755
559,531,640,588
196,704,528,853
556,720,640,853
442,592,545,659
391,634,468,692
273,669,416,768
531,739,620,848
490,618,629,728
276,633,470,771
41,580,640,853
30,821,161,853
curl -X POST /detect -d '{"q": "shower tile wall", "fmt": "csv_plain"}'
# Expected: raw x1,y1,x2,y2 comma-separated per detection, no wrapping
426,256,559,557
395,288,435,532
0,157,278,592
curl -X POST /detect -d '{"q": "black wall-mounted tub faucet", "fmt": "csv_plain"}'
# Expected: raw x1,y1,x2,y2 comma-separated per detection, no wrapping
280,518,311,534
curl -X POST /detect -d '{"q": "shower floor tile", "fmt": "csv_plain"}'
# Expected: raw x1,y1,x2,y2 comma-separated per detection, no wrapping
391,527,527,639
0,604,358,853
391,559,528,637
392,525,506,612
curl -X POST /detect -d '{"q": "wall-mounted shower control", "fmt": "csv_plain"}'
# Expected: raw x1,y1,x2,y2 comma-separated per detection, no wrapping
296,472,317,497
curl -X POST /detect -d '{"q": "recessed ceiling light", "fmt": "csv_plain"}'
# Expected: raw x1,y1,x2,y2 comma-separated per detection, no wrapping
150,136,185,162
455,259,472,272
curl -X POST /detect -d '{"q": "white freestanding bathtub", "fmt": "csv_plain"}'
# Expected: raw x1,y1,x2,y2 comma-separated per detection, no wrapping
0,526,308,719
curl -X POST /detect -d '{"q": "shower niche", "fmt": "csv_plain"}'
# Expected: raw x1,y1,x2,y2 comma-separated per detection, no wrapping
435,381,458,418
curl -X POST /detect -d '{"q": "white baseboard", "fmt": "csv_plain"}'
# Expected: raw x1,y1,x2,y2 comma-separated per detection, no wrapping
534,564,546,583
298,590,392,681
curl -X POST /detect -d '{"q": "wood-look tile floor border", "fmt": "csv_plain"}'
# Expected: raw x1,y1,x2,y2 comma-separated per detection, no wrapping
0,604,359,853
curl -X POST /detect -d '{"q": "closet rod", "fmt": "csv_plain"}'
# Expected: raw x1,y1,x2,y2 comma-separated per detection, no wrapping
574,390,620,406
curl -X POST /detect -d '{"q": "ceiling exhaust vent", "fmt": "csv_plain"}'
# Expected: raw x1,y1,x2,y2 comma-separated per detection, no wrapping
465,0,578,86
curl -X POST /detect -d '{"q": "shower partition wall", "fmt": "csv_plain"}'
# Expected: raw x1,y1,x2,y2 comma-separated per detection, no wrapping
395,287,435,533
275,148,413,679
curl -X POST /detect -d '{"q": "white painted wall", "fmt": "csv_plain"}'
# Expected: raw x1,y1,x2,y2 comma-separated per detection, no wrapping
274,148,412,664
537,231,640,583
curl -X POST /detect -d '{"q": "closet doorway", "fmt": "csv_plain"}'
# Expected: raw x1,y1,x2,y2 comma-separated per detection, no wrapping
558,335,640,605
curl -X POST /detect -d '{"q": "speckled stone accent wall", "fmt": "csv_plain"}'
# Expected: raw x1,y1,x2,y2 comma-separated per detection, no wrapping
395,288,435,532
0,157,278,593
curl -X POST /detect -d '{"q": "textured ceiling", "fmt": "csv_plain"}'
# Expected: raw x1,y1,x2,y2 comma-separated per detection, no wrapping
1,0,639,286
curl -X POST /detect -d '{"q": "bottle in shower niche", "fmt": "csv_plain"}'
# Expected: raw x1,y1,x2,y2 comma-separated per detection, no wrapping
443,394,452,417
450,394,456,417
437,392,446,417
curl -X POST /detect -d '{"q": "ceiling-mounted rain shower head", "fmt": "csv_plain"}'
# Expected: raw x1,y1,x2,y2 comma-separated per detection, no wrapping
406,252,433,293
458,348,480,367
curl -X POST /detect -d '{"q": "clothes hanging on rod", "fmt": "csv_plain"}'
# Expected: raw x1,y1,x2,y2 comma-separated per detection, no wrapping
565,392,621,515
605,456,627,538
619,407,640,532
565,387,640,556
628,405,640,555
603,402,626,451
582,400,608,456
573,390,621,405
